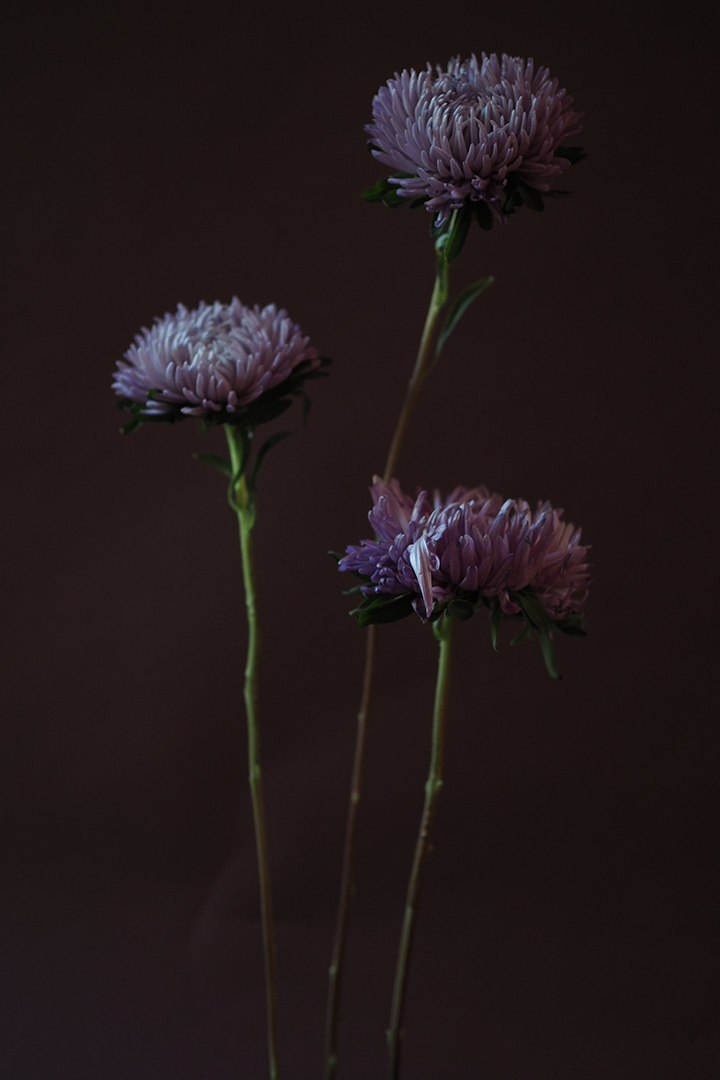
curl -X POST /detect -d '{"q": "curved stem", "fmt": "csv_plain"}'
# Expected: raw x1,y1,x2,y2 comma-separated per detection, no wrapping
324,623,377,1080
324,259,450,1080
226,426,281,1080
383,258,448,484
387,616,455,1080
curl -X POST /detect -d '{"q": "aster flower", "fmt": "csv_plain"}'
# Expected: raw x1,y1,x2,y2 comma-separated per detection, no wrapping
113,298,322,433
364,53,584,233
339,477,590,674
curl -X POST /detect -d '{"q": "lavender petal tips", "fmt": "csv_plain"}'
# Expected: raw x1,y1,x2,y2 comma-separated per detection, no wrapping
113,298,320,427
340,478,591,657
366,53,584,226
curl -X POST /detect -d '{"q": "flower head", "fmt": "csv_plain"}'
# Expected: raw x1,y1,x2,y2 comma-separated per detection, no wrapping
366,53,583,227
340,478,590,671
113,298,320,429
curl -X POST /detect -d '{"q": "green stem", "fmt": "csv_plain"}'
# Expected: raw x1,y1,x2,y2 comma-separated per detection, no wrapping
324,259,450,1080
225,425,280,1080
387,616,455,1080
383,257,449,484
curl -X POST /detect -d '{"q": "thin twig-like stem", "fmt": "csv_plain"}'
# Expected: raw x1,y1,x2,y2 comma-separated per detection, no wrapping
324,259,449,1080
323,622,377,1080
226,426,281,1080
383,259,448,484
387,616,455,1080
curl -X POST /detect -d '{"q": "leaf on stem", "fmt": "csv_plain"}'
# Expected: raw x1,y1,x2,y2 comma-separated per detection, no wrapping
539,631,560,679
351,592,415,627
554,146,588,165
440,205,473,262
435,276,494,358
250,431,292,489
490,603,502,651
193,452,232,477
472,201,494,231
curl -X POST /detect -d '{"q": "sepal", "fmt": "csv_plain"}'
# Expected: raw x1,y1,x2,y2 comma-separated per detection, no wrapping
350,592,415,627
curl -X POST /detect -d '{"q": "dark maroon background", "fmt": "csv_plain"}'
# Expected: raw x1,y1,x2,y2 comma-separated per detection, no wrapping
3,2,717,1077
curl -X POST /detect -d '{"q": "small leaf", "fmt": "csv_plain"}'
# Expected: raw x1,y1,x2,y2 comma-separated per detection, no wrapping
511,624,533,646
539,631,560,680
354,593,414,627
514,590,555,631
409,197,428,209
233,397,293,427
120,418,142,435
447,598,474,621
472,201,494,231
362,177,393,203
490,603,502,651
194,452,232,477
442,205,473,263
436,276,494,357
250,431,291,488
554,146,587,165
435,256,449,309
555,613,587,637
519,183,544,212
382,189,408,209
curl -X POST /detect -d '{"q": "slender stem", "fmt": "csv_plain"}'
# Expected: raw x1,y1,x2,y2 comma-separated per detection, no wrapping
324,622,377,1080
387,616,455,1080
324,259,450,1080
383,258,448,484
226,426,281,1080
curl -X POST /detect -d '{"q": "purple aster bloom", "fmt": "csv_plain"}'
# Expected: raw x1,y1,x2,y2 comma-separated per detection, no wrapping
340,478,590,622
113,298,318,419
367,53,583,226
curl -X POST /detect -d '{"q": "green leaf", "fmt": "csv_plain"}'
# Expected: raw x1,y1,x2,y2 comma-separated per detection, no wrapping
511,624,533,646
436,276,494,357
250,431,291,488
193,452,232,477
554,146,587,165
447,598,474,621
430,216,446,240
519,183,544,212
539,631,560,679
382,189,408,209
409,197,428,209
230,397,293,428
472,201,494,231
490,603,502,651
120,417,142,435
514,590,555,631
435,256,449,309
442,205,473,263
362,177,393,203
555,613,587,637
353,593,415,627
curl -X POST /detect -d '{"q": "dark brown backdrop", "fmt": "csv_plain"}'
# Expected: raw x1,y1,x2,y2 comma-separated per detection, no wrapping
2,2,717,1077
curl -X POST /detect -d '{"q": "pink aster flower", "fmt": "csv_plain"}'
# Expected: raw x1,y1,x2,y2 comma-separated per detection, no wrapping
366,53,584,227
340,477,590,626
113,298,319,424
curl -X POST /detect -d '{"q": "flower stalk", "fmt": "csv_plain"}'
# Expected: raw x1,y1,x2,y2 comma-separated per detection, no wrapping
324,257,450,1079
387,615,455,1080
226,424,280,1080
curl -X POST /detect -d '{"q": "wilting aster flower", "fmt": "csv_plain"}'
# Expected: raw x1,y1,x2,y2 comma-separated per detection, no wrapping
366,53,584,227
113,298,319,426
340,478,590,639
